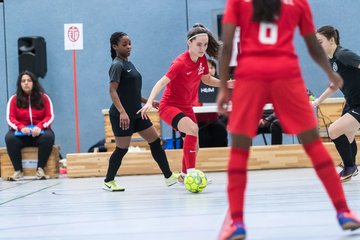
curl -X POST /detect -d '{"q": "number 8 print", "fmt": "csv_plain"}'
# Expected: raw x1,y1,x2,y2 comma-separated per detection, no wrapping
259,22,278,44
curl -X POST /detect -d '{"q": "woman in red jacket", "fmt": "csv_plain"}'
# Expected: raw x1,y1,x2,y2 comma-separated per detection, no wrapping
5,71,55,181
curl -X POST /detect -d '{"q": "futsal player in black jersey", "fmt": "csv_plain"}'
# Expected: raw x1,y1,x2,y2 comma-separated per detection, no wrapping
103,32,179,191
314,26,360,182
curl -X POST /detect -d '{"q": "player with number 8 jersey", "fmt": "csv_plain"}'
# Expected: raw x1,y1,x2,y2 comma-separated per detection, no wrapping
230,0,314,81
217,0,360,239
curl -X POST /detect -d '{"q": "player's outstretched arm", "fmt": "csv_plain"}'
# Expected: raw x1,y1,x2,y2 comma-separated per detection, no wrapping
137,76,170,119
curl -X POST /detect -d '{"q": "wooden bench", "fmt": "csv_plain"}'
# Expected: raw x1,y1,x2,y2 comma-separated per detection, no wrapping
102,108,161,151
0,145,60,180
66,142,348,178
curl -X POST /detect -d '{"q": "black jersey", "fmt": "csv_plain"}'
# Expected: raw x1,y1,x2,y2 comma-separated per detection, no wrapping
108,57,142,117
331,46,360,107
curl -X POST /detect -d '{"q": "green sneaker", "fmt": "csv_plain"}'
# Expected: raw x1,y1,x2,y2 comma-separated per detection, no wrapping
103,180,125,191
165,172,180,186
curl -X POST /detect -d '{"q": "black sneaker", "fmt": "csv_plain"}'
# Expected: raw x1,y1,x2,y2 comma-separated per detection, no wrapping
340,166,359,183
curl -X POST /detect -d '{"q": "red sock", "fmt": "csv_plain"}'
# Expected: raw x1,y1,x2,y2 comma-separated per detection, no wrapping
228,147,249,223
182,155,187,174
303,138,350,213
183,135,197,172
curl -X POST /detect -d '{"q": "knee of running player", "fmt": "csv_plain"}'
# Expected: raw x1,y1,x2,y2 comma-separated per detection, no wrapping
184,121,199,136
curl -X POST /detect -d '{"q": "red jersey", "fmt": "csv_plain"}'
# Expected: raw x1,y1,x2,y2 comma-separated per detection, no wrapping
161,51,209,108
6,94,54,131
223,0,315,80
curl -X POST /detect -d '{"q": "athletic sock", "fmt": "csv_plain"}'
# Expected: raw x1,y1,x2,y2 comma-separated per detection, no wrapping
303,138,350,213
332,135,354,167
149,138,172,178
350,140,357,165
228,147,249,223
182,155,187,174
105,147,128,182
183,135,197,172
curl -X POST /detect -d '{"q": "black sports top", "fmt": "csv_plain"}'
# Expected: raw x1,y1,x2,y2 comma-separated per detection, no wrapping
331,46,360,108
108,57,142,117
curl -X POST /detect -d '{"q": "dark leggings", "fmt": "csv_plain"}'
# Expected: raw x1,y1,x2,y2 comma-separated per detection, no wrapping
5,129,55,171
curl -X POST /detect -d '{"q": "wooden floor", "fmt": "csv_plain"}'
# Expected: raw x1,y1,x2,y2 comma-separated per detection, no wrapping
0,168,359,240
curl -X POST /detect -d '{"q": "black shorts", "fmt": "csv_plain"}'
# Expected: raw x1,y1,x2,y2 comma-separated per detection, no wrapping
110,114,153,137
346,106,360,123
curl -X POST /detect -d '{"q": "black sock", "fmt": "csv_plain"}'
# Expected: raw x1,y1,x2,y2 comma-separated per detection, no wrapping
105,147,128,182
149,138,172,178
332,135,354,167
351,140,357,165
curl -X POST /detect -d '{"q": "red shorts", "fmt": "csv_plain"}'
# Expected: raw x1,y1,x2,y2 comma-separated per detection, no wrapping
159,103,197,129
228,77,316,137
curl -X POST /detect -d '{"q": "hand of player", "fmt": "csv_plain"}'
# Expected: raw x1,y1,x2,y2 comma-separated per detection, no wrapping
227,79,235,89
328,72,343,90
119,111,130,130
152,100,160,109
258,119,269,128
137,102,152,120
217,88,231,117
31,126,42,137
312,98,320,107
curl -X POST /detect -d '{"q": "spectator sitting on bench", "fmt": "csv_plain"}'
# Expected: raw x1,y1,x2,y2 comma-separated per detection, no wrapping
257,89,314,145
5,71,55,181
257,109,282,145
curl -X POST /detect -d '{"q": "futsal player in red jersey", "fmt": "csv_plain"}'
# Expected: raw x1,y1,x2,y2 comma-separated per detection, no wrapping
217,0,360,239
138,24,228,181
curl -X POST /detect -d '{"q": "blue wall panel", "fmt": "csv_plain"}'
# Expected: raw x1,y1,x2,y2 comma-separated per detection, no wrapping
0,3,8,148
1,0,360,153
2,0,187,154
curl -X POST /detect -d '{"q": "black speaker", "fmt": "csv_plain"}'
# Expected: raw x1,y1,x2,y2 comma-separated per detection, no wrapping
18,36,47,78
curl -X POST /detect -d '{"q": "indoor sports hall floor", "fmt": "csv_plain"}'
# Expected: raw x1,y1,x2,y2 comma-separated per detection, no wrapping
1,168,359,240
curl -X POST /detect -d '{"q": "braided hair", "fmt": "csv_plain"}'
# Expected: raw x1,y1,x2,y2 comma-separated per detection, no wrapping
110,32,128,60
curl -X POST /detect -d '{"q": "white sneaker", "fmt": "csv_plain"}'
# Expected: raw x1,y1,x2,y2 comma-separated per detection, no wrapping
178,173,186,184
36,168,49,180
8,170,24,181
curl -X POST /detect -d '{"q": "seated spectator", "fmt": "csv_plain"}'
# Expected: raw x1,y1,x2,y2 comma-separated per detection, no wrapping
5,71,55,181
193,58,228,148
88,138,107,152
257,109,282,145
257,89,314,146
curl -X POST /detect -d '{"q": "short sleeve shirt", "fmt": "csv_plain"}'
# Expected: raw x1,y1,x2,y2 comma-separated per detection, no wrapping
222,0,315,80
161,51,209,109
331,46,360,107
108,57,142,117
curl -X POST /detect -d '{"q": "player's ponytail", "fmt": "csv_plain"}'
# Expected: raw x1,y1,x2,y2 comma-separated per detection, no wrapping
110,32,128,60
317,26,340,45
252,0,281,23
187,24,220,58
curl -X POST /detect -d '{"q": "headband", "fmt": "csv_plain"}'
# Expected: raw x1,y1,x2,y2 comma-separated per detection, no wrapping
188,33,208,41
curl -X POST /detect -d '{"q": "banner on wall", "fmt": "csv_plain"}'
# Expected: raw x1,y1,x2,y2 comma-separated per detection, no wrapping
64,23,83,50
64,23,83,152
